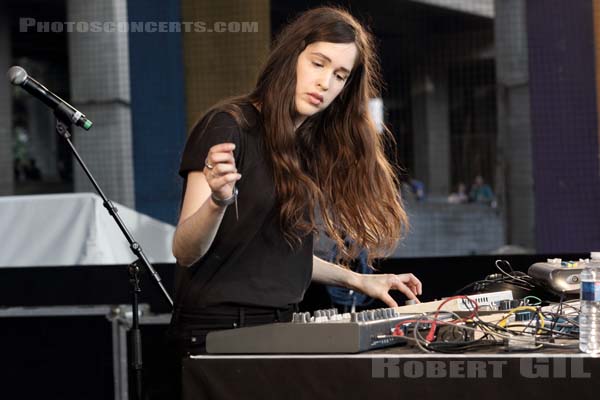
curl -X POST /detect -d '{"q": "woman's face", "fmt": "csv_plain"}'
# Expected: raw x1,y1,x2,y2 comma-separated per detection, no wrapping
294,41,358,127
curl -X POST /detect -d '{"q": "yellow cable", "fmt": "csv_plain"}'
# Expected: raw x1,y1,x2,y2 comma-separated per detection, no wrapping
498,306,545,334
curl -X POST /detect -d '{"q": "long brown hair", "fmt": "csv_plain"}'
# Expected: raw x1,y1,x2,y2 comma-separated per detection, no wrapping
209,7,408,265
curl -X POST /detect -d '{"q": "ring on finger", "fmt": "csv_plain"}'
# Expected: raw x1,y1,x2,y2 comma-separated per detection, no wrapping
205,159,214,170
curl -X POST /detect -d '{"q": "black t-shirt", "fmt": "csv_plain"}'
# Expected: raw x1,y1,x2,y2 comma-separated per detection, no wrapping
175,103,313,310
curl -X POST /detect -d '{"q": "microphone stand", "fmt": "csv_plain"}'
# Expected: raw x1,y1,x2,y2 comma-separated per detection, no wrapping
55,116,173,400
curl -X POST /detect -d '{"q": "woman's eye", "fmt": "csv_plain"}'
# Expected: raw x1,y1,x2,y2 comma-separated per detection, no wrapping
312,62,323,67
336,75,347,82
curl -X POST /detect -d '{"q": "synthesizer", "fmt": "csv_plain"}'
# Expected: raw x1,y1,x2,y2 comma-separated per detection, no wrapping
206,290,514,354
206,308,414,354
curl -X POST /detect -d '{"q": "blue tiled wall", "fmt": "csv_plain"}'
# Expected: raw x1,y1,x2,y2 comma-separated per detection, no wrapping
128,0,186,224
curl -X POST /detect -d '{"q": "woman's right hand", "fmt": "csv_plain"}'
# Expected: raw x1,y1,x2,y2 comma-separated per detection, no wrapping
173,143,241,266
203,143,242,201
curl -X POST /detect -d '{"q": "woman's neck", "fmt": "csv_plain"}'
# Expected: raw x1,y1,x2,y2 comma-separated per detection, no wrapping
294,115,306,131
293,110,309,130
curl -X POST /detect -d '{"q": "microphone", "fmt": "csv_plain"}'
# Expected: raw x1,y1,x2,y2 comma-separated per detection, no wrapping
7,66,93,130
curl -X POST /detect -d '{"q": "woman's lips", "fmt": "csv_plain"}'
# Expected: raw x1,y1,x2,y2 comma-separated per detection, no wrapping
307,93,323,105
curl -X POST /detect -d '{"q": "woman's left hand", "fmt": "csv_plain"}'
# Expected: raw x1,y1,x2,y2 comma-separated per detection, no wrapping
353,273,422,308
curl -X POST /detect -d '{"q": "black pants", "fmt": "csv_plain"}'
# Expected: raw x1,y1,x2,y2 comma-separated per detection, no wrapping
172,303,296,355
165,304,296,399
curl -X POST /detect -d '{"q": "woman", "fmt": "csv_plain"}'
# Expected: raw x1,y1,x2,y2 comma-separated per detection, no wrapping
171,6,422,356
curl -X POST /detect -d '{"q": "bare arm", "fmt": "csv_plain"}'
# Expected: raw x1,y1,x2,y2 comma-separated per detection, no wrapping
172,143,241,266
312,255,361,289
312,255,422,307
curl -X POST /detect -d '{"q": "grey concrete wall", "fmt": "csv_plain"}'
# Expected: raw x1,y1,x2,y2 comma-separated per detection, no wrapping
426,72,450,197
0,4,13,196
20,63,59,181
67,0,135,207
409,28,493,198
494,0,535,250
411,71,451,197
393,200,505,257
313,199,505,259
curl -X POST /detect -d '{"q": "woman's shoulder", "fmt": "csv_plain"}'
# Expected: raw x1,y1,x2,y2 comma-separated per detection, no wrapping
231,102,261,130
203,101,260,131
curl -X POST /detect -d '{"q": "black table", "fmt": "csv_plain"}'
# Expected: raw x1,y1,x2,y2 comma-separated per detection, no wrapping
183,346,597,400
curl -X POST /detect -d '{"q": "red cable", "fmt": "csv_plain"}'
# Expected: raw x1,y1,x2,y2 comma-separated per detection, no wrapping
426,295,479,342
392,296,480,340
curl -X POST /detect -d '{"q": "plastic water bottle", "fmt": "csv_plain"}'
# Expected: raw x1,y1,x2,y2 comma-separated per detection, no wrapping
579,252,600,354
